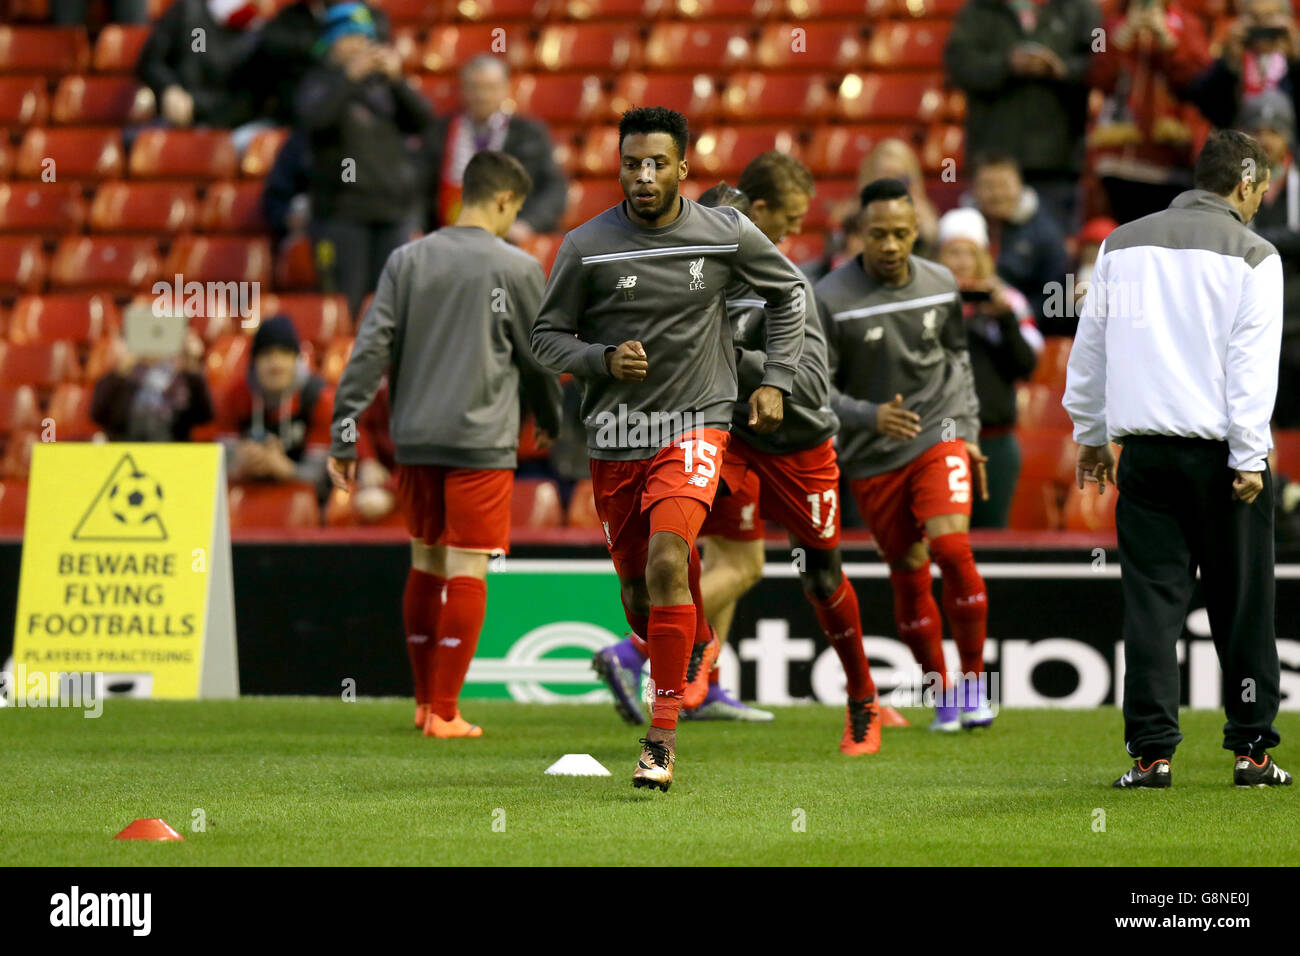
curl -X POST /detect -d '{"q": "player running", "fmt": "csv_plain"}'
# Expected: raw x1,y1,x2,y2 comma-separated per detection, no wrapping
327,151,561,739
814,178,994,732
592,158,892,755
531,108,806,791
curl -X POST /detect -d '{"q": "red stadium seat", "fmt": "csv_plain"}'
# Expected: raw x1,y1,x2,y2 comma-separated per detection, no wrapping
164,236,272,286
891,0,965,18
535,24,642,71
645,22,751,71
802,177,857,229
511,478,564,528
780,0,884,15
256,294,351,346
511,73,609,123
0,235,48,296
561,0,662,18
318,336,355,384
692,125,802,177
384,0,452,23
52,75,155,125
836,71,948,122
92,24,150,73
421,25,535,72
455,0,552,19
0,183,86,237
0,480,28,531
1,431,37,480
0,384,41,435
198,181,268,233
46,382,99,440
89,181,197,234
16,127,124,181
562,179,622,230
0,76,50,127
778,232,826,264
407,73,461,114
49,236,161,294
1016,383,1073,433
203,332,252,394
274,235,318,291
129,128,238,180
720,72,834,121
227,481,322,531
575,126,623,176
0,341,79,388
1062,482,1118,532
81,333,120,382
515,232,565,274
920,123,963,174
1007,477,1063,530
755,22,868,69
865,20,952,69
240,127,289,179
8,292,119,346
0,139,11,180
0,26,90,75
676,0,779,18
1031,336,1073,389
1273,428,1300,478
804,124,913,177
566,478,600,527
609,72,719,122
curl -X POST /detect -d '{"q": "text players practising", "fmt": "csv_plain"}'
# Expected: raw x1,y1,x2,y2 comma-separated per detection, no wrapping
531,108,806,791
814,178,994,731
593,158,890,756
327,152,561,739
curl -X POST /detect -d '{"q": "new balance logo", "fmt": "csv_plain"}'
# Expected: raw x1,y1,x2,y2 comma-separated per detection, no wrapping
688,257,705,291
438,637,462,648
615,276,637,289
864,326,884,342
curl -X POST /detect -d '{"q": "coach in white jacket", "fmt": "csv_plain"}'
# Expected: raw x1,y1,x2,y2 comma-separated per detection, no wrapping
1065,130,1292,790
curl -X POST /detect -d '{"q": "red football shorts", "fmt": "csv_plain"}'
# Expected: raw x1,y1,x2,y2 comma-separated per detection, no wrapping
395,464,513,553
590,427,730,579
849,439,972,564
702,437,842,549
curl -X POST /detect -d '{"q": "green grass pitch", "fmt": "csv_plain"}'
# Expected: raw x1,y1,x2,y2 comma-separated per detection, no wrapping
3,699,1298,866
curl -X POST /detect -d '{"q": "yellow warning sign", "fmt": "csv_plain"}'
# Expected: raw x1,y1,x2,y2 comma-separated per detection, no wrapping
13,443,238,700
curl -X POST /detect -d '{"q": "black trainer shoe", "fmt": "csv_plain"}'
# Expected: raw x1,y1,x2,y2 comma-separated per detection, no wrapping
1233,753,1293,787
1113,758,1172,789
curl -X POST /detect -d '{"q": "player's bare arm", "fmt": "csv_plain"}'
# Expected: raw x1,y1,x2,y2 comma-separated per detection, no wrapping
606,340,648,382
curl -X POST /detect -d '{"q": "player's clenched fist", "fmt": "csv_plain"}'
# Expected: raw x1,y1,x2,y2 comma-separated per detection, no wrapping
606,340,649,382
748,385,784,434
875,393,922,441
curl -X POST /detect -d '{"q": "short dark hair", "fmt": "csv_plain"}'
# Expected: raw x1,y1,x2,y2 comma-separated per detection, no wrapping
737,152,815,209
618,106,689,163
1194,129,1272,195
859,177,912,209
461,150,532,205
698,180,751,214
971,151,1021,176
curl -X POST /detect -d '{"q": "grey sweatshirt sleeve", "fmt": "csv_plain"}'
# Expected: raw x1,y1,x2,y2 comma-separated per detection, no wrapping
728,213,804,395
940,295,982,443
734,289,826,409
330,250,400,459
507,260,564,438
530,235,615,380
820,293,880,431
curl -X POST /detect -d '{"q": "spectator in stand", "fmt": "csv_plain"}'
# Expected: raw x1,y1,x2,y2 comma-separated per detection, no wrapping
1090,0,1213,222
937,208,1043,528
137,0,270,141
945,0,1102,234
859,139,940,258
296,3,436,314
90,328,213,442
1237,91,1300,425
248,0,391,125
425,55,567,241
262,127,312,249
967,152,1072,335
218,315,333,490
1073,215,1118,312
1189,0,1300,129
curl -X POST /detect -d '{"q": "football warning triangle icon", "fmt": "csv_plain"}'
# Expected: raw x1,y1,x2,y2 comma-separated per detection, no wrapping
72,452,168,542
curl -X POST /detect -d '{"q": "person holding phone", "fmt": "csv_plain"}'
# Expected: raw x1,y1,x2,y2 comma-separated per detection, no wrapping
1190,0,1300,129
936,208,1043,529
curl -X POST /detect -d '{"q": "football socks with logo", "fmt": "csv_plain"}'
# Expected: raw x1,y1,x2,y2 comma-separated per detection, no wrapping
811,573,876,700
930,532,988,675
403,568,444,706
429,576,487,721
890,564,949,691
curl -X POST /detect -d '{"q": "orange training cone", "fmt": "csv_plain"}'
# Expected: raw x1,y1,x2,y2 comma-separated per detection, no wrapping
114,818,183,841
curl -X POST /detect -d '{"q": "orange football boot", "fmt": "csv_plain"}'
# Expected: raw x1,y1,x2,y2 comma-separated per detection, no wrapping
840,697,882,755
424,711,483,738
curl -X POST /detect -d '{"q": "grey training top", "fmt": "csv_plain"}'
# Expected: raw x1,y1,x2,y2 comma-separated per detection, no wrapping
531,197,806,461
329,225,562,469
815,254,981,479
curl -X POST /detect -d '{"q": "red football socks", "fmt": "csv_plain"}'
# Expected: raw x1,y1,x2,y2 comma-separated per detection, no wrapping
930,532,988,676
403,568,444,706
889,563,949,692
810,573,876,700
648,604,695,729
429,576,487,721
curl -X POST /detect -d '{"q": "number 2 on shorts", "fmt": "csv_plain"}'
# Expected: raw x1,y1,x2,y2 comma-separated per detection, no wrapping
946,455,970,504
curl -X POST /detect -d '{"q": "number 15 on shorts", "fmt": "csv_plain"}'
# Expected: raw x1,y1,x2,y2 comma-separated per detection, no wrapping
679,438,719,489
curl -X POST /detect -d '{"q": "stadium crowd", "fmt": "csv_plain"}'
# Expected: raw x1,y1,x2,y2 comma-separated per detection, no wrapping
4,0,1300,535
